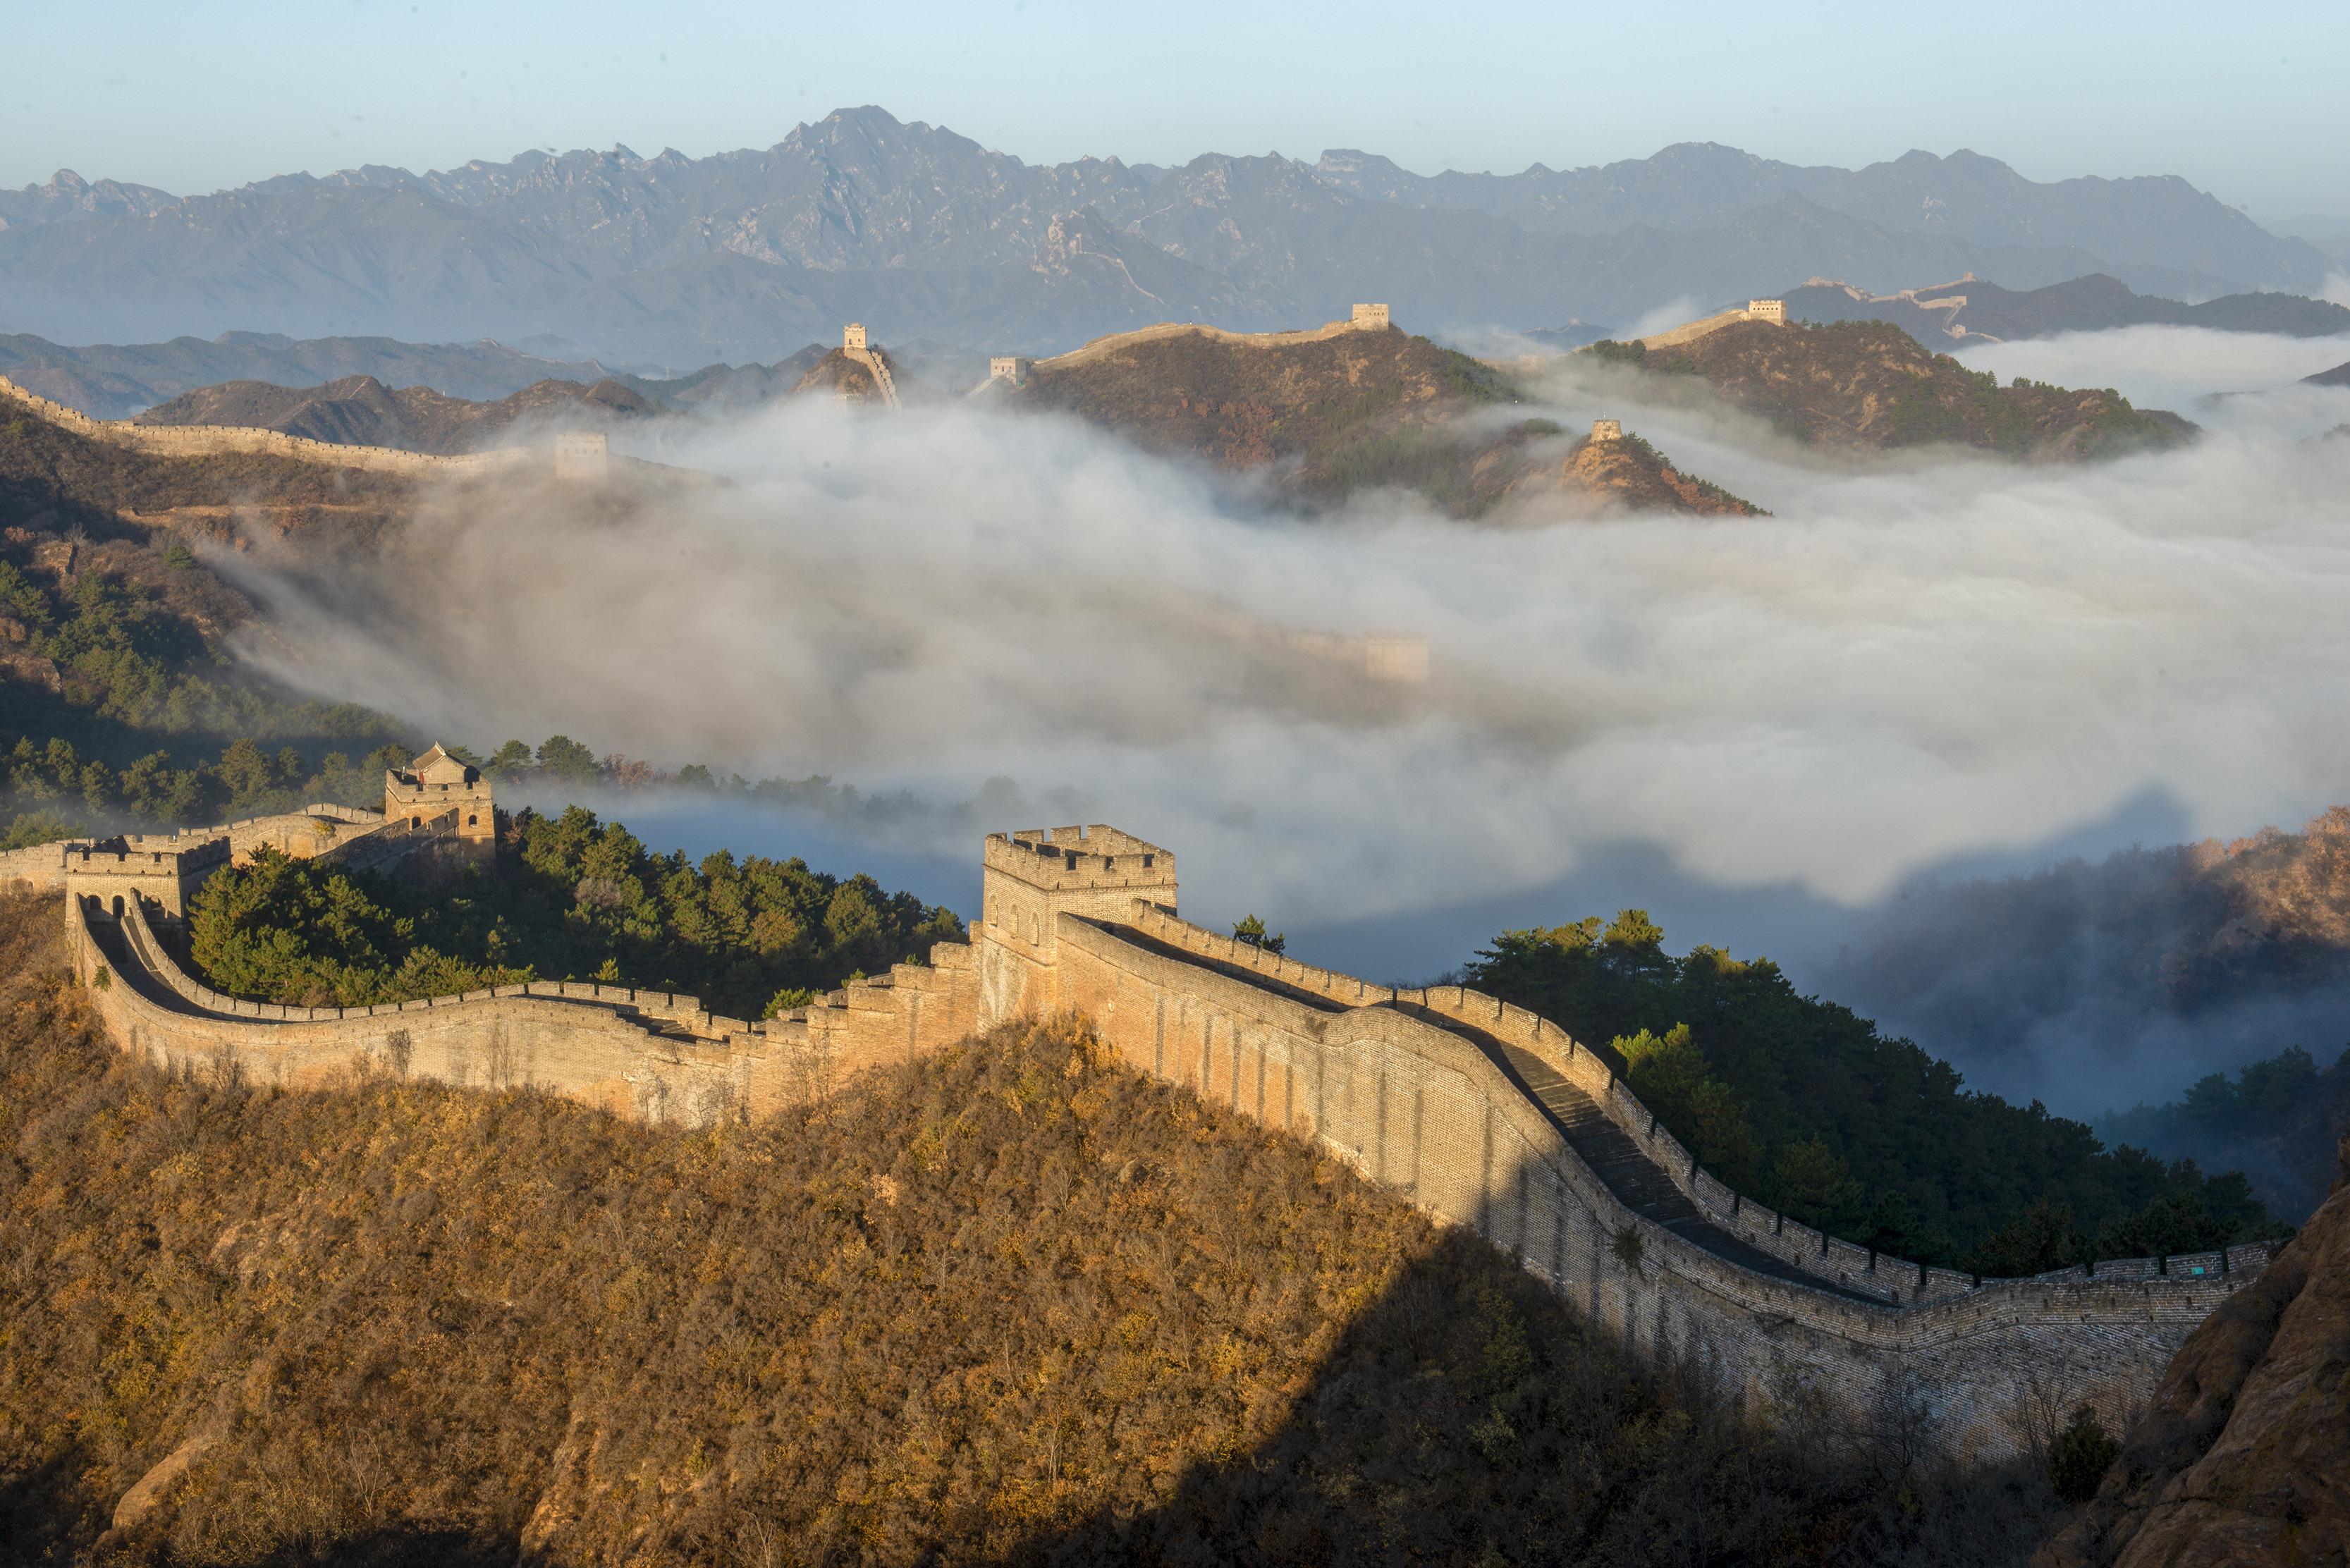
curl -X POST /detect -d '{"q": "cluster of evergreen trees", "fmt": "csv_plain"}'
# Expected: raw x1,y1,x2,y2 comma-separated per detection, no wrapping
186,804,965,1019
1464,913,2287,1275
1,735,410,849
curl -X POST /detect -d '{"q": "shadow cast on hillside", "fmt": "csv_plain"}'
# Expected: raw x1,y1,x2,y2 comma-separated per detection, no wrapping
982,1225,2069,1568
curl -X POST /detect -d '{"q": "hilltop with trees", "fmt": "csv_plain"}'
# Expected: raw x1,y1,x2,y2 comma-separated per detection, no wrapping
1579,319,2193,457
185,804,965,1019
1463,909,2289,1275
1008,321,1756,517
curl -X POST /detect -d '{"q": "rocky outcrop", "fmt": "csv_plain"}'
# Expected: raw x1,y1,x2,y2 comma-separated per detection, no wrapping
788,346,931,406
1545,431,1765,517
2036,1137,2350,1567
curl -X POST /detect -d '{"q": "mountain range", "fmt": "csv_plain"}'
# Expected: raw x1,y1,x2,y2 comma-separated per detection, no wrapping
1781,274,2350,345
1,109,2342,366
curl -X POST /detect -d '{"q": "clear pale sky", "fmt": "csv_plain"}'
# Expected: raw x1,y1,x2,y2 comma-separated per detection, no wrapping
5,0,2344,226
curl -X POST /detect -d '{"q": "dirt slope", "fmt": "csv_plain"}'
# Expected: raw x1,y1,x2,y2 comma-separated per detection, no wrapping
2036,1139,2350,1567
1592,320,2193,458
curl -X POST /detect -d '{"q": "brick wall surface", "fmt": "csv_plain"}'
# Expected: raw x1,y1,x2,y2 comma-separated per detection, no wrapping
56,816,2277,1463
989,898,2275,1462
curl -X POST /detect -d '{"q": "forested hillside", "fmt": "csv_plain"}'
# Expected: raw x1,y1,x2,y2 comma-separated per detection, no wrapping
1581,320,2190,457
0,893,2067,1564
185,804,965,1019
1464,912,2287,1274
0,408,412,816
2101,1045,2350,1225
1011,323,1757,516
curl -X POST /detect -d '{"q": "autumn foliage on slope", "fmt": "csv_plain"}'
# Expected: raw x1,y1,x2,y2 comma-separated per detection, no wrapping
0,890,2065,1567
1585,321,2189,458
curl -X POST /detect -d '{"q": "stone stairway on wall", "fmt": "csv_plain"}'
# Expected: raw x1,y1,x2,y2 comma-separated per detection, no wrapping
845,347,903,410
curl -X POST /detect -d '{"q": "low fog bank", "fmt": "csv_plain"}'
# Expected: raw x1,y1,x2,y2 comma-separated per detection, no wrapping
214,326,2350,1123
1950,324,2350,438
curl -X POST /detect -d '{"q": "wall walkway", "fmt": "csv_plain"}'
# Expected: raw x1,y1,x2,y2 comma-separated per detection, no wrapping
1021,902,2277,1461
67,888,973,1126
53,814,2279,1464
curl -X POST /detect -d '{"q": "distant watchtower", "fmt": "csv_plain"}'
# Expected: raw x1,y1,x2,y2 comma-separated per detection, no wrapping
989,355,1032,386
1351,303,1392,331
980,826,1177,1015
1746,299,1787,324
1591,419,1623,442
844,323,869,351
554,431,608,482
385,743,494,865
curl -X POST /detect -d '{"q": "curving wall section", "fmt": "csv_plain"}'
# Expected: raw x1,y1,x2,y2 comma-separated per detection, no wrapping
1,374,536,479
1032,901,2275,1461
56,816,2277,1462
68,890,977,1125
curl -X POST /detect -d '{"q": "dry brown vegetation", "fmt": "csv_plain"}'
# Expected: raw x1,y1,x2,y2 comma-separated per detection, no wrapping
0,408,413,543
0,890,2067,1566
1547,431,1765,516
1599,321,2188,458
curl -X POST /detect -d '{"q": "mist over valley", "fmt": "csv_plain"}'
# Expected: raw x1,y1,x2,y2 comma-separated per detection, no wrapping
4,63,2349,1564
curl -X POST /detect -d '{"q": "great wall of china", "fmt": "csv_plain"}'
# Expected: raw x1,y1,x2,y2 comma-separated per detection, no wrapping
5,319,2267,1459
0,374,618,481
20,769,2275,1463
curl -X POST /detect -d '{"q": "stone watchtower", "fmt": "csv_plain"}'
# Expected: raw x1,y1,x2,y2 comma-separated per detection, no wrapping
1591,419,1623,441
64,834,232,954
844,323,869,351
1351,303,1392,330
384,743,495,864
1746,299,1787,324
554,431,608,482
979,826,1176,1017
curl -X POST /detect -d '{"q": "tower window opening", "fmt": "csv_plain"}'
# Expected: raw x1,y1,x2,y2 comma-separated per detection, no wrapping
111,896,124,919
467,814,479,827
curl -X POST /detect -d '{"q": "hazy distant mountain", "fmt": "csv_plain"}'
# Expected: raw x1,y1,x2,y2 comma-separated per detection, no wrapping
0,109,2336,363
0,169,179,228
1780,274,2350,345
1311,144,2331,295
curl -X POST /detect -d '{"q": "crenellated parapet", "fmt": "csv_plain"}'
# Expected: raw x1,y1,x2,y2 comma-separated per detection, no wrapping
1022,893,2279,1462
62,816,2277,1461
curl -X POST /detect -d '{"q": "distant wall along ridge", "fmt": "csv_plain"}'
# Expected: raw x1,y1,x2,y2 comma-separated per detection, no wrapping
0,374,608,480
44,811,2271,1462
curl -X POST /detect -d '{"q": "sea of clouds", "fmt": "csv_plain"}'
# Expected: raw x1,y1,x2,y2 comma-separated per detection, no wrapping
217,324,2350,1119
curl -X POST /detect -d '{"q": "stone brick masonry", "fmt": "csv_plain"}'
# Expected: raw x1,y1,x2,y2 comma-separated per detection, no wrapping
56,820,2272,1459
